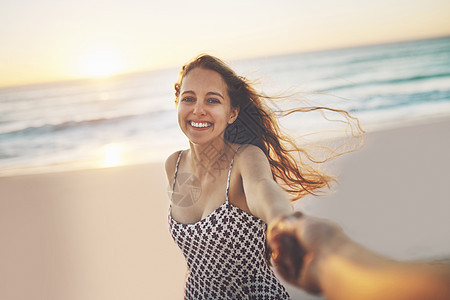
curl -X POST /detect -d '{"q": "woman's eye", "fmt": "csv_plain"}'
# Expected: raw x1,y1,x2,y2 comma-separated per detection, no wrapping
208,98,220,104
182,97,195,102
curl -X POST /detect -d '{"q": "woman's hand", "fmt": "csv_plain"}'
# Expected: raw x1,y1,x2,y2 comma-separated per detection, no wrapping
267,212,347,294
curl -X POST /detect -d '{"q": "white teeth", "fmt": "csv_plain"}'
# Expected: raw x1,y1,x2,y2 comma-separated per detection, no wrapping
190,121,211,128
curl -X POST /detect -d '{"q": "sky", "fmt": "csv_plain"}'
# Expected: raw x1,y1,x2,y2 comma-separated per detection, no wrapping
1,0,449,87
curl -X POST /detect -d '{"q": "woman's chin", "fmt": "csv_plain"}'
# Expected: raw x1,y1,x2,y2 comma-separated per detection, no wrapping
189,138,216,146
187,134,226,147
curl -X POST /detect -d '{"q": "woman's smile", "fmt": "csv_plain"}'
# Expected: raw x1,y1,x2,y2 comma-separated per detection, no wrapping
189,120,213,129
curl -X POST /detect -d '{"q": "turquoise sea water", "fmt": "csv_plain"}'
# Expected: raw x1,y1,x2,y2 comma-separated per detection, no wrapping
1,36,449,176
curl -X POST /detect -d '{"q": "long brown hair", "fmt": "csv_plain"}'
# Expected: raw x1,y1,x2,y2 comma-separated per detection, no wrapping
174,54,364,201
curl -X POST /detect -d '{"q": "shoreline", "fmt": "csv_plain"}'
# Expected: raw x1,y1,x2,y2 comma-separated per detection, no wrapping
2,115,449,179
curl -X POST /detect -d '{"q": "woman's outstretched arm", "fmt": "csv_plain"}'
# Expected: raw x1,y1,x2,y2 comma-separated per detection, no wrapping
267,213,450,300
237,145,293,224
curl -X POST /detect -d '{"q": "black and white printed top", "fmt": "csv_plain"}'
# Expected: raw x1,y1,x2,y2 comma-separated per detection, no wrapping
168,148,290,299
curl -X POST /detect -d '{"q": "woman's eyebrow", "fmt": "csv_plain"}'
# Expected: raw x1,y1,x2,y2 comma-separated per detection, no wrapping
181,90,195,96
206,92,224,99
180,90,224,99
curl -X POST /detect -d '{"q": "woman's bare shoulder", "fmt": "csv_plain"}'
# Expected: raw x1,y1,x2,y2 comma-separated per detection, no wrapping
234,144,271,178
165,150,183,178
236,144,265,156
236,144,269,165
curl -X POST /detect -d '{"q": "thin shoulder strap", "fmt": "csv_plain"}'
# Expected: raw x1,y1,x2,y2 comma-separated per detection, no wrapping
225,145,242,202
171,150,184,198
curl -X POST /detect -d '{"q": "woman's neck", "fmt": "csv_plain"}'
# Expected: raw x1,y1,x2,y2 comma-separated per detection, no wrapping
188,139,235,179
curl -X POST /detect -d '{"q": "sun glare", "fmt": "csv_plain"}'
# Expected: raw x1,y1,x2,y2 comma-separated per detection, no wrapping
80,48,124,78
102,143,122,167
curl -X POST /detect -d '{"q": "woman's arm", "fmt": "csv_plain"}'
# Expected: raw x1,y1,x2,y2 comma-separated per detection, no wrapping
238,145,293,224
267,213,450,300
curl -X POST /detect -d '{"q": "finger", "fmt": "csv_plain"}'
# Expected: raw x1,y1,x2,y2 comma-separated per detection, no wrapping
298,252,322,294
270,229,307,281
267,211,304,240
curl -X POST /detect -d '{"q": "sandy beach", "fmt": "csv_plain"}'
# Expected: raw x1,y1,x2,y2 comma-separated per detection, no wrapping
1,118,449,300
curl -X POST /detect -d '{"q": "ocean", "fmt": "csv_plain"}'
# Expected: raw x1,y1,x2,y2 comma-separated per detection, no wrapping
1,36,449,176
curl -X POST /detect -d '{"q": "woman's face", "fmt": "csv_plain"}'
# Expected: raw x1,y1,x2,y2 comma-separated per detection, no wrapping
177,67,239,146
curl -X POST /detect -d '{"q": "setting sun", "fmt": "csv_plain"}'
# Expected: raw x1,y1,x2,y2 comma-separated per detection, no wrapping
79,48,124,78
102,143,122,167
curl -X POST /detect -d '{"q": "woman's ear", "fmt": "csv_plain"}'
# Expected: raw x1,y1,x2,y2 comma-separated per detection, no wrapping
228,107,240,124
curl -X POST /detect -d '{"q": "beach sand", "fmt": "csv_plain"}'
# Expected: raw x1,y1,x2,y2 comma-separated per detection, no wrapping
1,118,449,300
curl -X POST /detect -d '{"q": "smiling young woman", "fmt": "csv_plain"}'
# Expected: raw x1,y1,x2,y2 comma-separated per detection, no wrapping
176,67,239,148
165,54,363,299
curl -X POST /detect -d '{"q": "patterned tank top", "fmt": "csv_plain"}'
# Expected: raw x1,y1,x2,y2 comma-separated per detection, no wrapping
168,149,290,299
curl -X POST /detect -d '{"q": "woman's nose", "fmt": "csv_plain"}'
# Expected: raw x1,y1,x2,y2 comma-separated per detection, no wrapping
193,102,206,116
